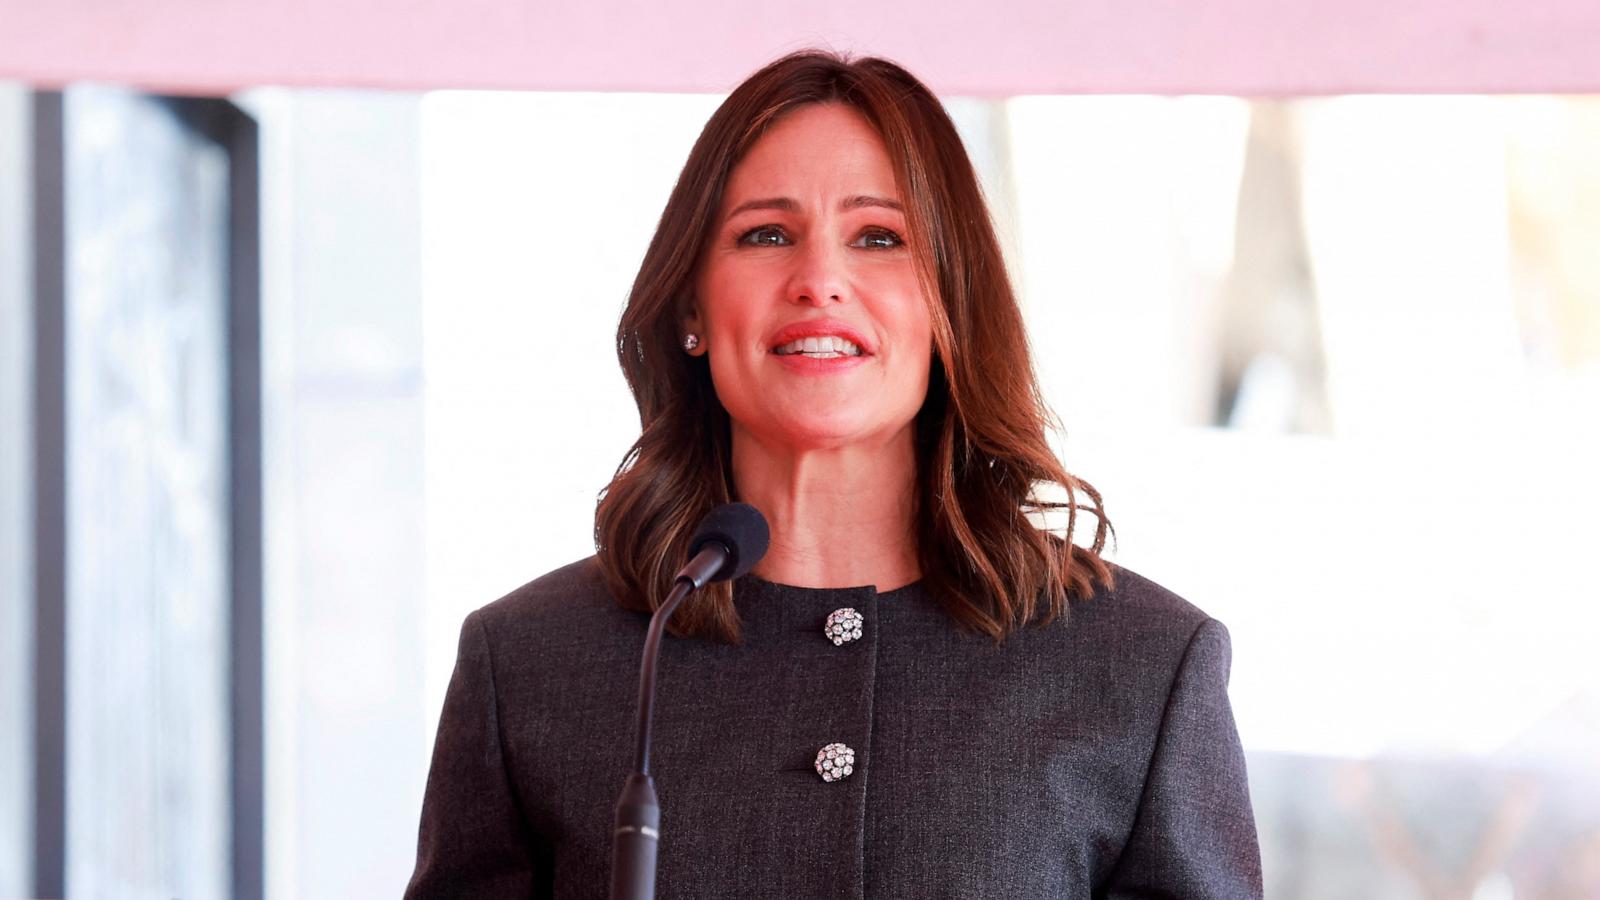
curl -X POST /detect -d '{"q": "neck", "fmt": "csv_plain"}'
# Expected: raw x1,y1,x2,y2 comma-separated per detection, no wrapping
731,423,920,591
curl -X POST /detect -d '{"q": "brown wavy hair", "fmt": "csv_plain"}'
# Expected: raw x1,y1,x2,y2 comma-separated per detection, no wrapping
594,49,1113,643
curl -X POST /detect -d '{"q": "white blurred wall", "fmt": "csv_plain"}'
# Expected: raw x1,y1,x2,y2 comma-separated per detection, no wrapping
239,88,430,900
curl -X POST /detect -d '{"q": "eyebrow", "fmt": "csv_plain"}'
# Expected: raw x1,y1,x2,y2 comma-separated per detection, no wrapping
725,195,904,218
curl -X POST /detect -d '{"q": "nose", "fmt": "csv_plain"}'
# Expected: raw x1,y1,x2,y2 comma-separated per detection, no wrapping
786,233,848,306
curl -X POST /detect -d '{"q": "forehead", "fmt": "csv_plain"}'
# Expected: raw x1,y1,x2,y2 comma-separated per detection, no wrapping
722,103,899,204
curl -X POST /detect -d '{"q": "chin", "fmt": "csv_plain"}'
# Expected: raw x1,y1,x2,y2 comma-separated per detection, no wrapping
778,427,865,452
770,414,910,453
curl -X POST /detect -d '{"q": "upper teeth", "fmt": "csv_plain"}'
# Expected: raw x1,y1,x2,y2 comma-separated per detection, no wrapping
775,336,862,357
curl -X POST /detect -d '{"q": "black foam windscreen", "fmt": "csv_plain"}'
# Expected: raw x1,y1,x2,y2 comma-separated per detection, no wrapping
687,502,771,582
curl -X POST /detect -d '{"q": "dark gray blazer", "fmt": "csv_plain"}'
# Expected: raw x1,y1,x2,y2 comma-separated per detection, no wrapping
404,557,1263,898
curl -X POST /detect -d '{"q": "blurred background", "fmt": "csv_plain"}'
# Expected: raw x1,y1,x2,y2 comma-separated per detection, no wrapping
3,2,1600,898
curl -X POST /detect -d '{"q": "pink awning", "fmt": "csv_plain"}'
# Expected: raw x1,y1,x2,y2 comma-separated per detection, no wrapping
2,0,1599,96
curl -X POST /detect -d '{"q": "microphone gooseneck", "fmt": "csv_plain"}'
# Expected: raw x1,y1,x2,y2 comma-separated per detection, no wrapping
609,503,770,900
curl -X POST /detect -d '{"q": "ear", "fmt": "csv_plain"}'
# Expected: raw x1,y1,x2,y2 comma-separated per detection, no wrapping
679,296,706,355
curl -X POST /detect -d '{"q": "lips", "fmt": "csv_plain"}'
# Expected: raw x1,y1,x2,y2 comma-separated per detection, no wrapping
767,319,874,356
776,334,862,357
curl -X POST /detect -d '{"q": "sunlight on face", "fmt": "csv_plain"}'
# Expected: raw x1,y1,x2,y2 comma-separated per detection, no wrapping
688,102,934,452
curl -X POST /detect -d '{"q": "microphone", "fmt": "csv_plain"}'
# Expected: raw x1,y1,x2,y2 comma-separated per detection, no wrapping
609,502,770,900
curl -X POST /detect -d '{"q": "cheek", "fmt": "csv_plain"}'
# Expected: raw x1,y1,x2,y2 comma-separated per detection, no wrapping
881,287,935,368
702,322,759,406
699,270,762,342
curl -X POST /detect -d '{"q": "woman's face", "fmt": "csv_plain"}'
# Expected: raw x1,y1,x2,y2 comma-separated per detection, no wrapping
687,102,934,452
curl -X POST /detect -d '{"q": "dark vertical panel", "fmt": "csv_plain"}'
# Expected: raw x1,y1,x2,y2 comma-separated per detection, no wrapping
38,88,257,898
172,95,265,900
176,92,264,896
225,103,264,900
0,81,38,900
30,89,66,900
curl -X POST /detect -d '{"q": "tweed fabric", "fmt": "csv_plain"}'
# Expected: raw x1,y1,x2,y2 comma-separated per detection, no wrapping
404,557,1263,898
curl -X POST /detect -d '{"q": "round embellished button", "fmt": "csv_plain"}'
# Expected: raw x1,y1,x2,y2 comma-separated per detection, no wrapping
815,743,856,782
824,608,864,645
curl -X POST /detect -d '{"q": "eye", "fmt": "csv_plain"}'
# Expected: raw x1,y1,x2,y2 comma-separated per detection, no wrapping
853,228,903,250
737,225,790,247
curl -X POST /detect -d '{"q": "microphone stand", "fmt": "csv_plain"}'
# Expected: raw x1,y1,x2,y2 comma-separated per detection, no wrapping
609,544,729,900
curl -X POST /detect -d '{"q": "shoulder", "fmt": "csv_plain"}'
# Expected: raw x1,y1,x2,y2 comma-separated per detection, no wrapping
466,555,643,656
1051,560,1233,682
475,554,612,617
1081,561,1211,630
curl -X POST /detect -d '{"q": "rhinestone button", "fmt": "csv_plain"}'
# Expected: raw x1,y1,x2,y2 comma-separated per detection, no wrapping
815,743,856,782
824,608,864,646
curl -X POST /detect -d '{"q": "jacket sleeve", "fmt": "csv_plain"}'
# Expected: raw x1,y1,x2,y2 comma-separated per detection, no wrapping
404,610,544,898
1099,617,1264,899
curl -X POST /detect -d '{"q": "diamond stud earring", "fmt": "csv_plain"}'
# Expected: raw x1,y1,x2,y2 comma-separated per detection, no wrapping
683,333,700,352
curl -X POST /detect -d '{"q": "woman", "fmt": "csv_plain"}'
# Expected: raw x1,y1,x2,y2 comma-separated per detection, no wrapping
406,50,1262,898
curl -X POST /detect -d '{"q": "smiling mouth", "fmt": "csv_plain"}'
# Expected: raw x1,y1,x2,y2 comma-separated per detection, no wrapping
772,335,865,359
